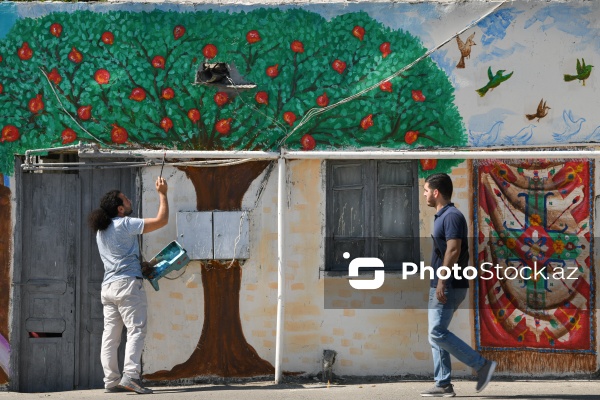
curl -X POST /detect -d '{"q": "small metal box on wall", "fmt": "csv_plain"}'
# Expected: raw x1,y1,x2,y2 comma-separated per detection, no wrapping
176,211,213,259
213,211,250,260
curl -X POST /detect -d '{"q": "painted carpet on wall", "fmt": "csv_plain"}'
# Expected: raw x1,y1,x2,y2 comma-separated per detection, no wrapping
475,160,596,372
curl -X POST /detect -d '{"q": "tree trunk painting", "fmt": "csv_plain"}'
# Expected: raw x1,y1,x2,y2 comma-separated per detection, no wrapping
146,161,274,379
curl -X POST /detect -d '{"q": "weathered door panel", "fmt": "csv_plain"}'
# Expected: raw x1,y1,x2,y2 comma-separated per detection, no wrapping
20,173,78,392
17,164,137,392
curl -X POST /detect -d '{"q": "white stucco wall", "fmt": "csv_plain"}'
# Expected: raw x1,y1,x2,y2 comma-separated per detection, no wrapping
140,160,480,377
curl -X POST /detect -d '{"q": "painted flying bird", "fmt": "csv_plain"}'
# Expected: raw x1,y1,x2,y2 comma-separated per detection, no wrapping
564,58,593,86
476,67,513,97
503,124,535,146
525,99,550,122
552,109,585,142
456,32,476,69
469,121,503,147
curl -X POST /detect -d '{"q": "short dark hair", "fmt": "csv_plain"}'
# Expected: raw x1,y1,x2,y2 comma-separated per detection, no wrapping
87,190,122,232
425,173,453,200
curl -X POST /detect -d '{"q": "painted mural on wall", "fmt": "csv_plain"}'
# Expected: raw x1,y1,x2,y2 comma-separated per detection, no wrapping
0,7,464,177
475,160,595,372
0,5,467,380
0,0,599,381
463,3,598,147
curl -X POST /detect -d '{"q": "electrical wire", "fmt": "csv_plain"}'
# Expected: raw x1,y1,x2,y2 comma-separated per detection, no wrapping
31,3,508,283
39,67,112,147
225,76,289,135
22,160,153,171
250,160,276,211
277,0,509,147
170,158,266,168
161,265,188,280
226,210,247,269
225,160,276,269
34,1,507,171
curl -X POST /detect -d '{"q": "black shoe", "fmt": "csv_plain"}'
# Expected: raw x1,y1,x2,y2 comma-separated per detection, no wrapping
118,375,153,394
420,383,456,397
476,359,497,392
105,385,127,393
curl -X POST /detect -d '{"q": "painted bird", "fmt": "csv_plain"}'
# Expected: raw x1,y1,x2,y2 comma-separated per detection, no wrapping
503,124,535,146
564,58,593,86
456,32,476,69
552,109,585,142
525,98,550,122
469,121,503,147
476,67,513,97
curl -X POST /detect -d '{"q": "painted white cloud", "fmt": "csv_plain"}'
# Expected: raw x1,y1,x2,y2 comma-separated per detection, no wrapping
525,3,600,52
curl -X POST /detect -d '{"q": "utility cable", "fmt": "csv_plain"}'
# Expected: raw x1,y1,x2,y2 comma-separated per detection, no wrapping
277,0,509,147
39,67,113,148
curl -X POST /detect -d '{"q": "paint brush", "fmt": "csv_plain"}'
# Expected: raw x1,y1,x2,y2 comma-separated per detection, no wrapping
159,152,166,179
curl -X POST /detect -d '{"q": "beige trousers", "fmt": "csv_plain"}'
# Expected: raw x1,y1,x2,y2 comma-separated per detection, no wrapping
100,277,148,387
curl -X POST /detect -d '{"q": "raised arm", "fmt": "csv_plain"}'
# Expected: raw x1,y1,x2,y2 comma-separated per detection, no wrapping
143,177,169,233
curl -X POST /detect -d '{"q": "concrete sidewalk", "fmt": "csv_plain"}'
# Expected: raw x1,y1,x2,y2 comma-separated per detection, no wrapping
1,379,599,399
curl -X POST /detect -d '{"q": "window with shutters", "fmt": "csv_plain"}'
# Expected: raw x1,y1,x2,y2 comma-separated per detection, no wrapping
325,160,420,271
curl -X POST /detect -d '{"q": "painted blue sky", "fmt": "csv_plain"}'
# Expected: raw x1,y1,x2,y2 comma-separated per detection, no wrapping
463,1,599,147
478,8,522,46
474,3,598,65
525,3,600,52
0,3,17,39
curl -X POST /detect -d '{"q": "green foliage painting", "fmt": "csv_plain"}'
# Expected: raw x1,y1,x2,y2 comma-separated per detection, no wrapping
0,9,464,175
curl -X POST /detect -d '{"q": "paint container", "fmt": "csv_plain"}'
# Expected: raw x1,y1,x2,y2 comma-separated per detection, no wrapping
144,241,190,291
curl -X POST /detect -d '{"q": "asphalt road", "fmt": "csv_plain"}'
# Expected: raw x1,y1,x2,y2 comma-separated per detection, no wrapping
1,379,599,399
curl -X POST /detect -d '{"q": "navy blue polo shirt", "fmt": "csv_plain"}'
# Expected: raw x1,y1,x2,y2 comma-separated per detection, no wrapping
430,203,470,288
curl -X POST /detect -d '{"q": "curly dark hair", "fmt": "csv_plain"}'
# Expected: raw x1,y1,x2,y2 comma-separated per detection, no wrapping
87,190,123,232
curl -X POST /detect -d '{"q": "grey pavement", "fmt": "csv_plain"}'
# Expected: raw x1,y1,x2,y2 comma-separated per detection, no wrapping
1,379,599,399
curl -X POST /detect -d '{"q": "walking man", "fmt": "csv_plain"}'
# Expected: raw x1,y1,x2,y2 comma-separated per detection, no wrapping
88,177,169,394
421,173,496,397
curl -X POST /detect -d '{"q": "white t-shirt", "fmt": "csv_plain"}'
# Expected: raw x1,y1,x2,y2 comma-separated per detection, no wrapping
97,217,145,286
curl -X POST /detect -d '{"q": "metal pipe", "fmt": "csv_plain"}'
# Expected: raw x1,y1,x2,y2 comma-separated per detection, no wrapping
79,148,279,160
25,142,93,158
23,142,97,169
274,155,285,384
21,164,147,171
282,148,600,160
20,159,259,171
20,159,270,171
22,161,147,166
78,147,600,162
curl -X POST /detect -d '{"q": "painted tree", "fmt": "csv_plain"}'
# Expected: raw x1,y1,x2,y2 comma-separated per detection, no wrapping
0,8,464,378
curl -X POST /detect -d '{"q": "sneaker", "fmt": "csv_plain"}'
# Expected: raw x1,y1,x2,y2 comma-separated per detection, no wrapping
476,359,497,392
420,383,456,397
105,385,127,393
118,375,153,394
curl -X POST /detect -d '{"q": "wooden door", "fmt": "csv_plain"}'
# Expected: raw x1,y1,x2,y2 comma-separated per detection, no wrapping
14,160,137,392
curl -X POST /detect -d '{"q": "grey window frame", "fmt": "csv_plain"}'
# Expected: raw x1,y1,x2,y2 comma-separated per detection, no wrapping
325,159,420,271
